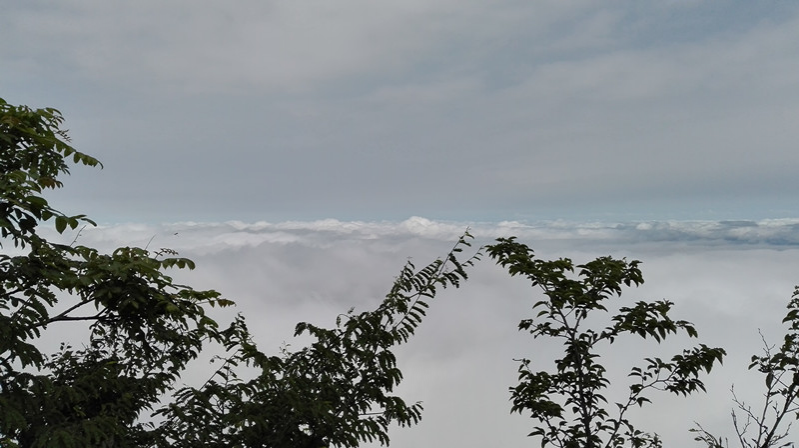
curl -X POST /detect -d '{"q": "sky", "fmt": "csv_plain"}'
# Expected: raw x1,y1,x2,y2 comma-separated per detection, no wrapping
5,1,799,446
3,1,799,222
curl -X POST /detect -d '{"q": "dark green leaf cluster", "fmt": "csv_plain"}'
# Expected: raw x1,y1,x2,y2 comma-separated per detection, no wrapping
0,99,99,248
487,237,725,448
0,99,234,447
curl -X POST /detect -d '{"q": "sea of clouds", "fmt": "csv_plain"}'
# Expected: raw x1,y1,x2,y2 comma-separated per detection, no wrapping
38,216,799,446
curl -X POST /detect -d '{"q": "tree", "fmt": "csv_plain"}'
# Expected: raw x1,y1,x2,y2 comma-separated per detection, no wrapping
0,98,481,447
486,237,726,448
692,287,799,448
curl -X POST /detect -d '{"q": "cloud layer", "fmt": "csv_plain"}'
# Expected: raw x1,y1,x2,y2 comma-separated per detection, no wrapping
35,217,799,446
67,216,799,252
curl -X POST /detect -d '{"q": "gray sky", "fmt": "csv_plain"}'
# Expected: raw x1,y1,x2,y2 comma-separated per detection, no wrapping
4,1,799,222
6,2,799,446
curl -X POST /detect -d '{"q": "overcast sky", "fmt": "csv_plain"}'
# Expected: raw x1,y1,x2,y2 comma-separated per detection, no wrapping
6,2,799,447
4,1,799,222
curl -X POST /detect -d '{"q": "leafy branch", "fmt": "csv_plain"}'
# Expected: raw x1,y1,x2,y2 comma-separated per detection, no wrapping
488,237,724,448
693,287,799,448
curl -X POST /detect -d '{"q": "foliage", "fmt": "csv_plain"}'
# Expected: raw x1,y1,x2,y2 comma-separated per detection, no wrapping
0,98,242,447
486,237,726,448
692,287,799,448
0,98,481,447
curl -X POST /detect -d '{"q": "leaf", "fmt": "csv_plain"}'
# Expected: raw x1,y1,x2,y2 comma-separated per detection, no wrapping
55,215,67,233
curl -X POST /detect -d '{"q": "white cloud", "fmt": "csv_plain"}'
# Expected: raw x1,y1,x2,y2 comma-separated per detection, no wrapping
62,217,799,256
32,217,799,445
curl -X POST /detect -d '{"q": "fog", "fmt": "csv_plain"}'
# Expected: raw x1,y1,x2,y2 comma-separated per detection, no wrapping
35,217,799,446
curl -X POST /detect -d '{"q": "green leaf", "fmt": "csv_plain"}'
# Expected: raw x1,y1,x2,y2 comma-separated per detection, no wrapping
55,215,67,233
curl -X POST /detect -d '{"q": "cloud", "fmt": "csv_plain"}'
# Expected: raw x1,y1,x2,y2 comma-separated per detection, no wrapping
1,1,562,94
34,216,799,445
59,217,799,257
